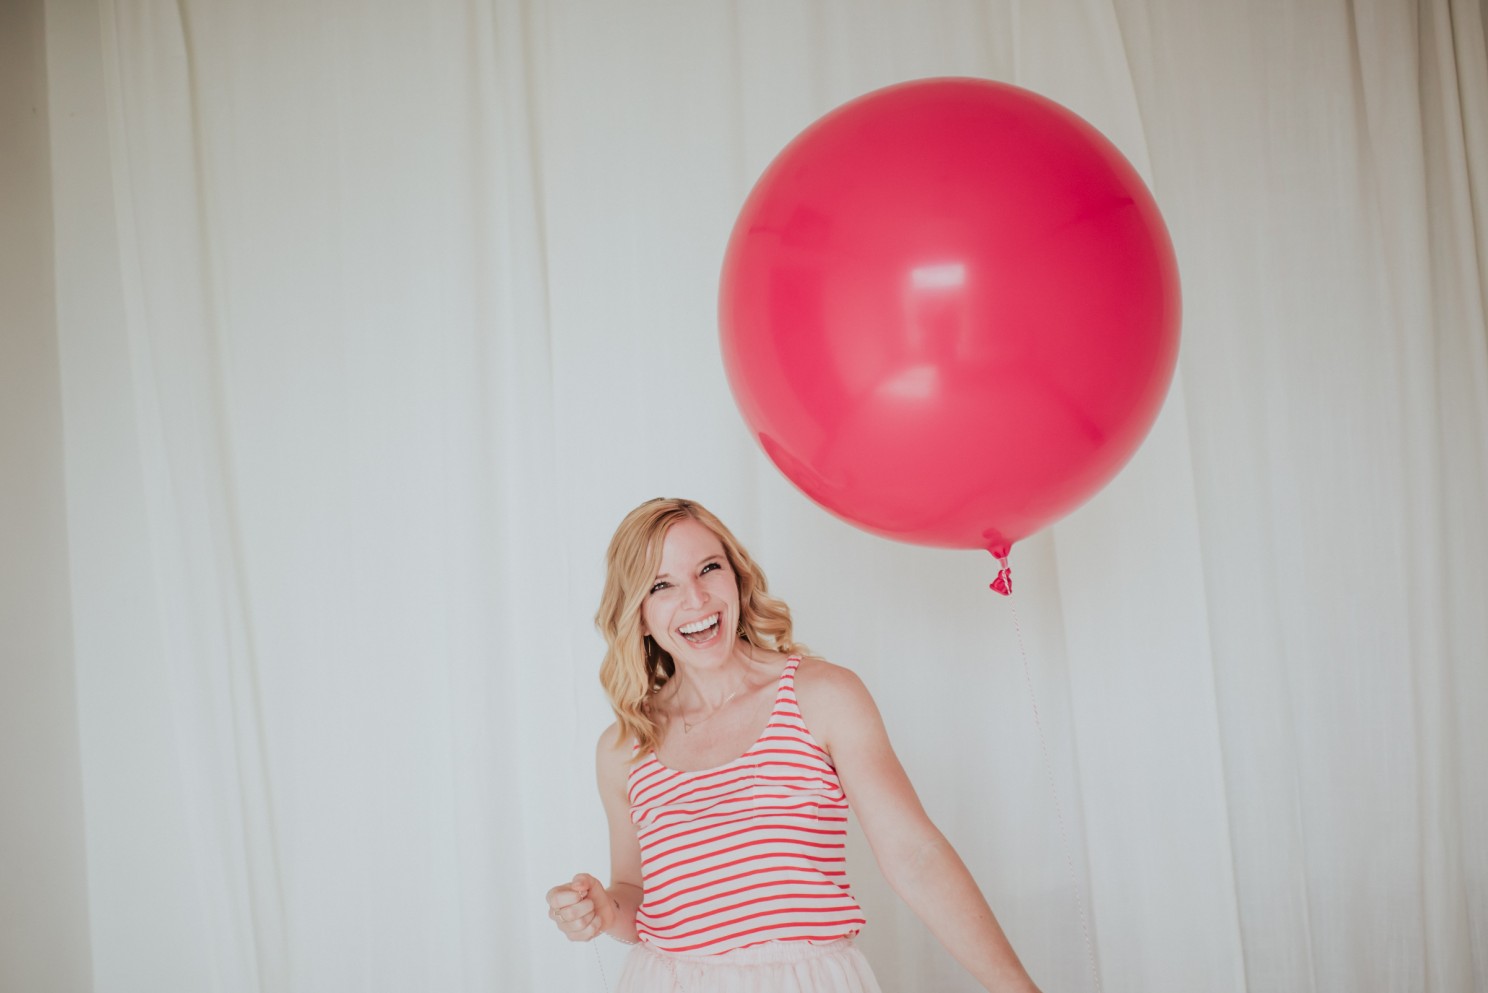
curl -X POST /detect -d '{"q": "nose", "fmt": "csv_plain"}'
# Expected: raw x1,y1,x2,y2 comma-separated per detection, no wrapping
680,578,710,609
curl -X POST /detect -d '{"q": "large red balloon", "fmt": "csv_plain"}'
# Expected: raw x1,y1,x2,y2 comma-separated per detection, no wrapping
719,77,1181,557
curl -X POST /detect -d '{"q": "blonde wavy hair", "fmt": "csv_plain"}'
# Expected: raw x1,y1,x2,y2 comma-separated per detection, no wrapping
596,498,805,760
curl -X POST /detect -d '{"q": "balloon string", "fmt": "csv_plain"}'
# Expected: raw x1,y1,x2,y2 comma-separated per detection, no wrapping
1007,597,1103,993
594,944,609,992
595,939,684,992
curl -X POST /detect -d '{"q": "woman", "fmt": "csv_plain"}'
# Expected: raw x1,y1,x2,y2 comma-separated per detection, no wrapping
547,498,1040,992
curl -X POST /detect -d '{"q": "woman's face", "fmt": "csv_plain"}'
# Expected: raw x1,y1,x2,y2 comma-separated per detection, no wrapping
640,518,740,667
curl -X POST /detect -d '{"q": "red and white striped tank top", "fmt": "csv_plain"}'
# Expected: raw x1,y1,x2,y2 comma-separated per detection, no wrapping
627,656,866,955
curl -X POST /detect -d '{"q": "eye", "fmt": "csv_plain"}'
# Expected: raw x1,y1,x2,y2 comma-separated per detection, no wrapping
700,562,721,575
649,580,670,594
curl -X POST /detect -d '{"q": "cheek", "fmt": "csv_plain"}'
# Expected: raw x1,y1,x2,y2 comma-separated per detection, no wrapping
713,574,741,604
641,597,672,638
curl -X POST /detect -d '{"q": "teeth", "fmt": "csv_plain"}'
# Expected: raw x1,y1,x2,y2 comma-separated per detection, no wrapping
679,614,719,635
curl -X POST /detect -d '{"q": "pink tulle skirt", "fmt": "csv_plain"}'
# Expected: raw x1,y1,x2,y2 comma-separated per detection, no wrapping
612,938,882,993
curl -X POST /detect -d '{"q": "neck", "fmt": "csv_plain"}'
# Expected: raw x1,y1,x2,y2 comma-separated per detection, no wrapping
669,645,756,709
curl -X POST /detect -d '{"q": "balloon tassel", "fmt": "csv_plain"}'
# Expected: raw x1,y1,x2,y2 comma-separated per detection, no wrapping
990,554,1012,596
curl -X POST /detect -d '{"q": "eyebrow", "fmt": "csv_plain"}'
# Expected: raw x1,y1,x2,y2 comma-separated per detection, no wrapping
652,554,724,580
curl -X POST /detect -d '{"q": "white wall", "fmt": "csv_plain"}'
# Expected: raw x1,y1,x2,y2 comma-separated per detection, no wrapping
0,0,94,988
11,2,1487,991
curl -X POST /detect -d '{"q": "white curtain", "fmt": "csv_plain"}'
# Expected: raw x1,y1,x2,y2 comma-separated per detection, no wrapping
28,0,1487,991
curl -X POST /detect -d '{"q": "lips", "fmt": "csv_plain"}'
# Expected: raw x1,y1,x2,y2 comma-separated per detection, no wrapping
677,612,721,645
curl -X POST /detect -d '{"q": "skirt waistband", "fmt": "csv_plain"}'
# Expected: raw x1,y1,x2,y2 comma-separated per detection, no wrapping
640,937,858,965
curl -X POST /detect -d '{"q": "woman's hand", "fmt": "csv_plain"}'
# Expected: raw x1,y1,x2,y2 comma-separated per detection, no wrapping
545,872,615,942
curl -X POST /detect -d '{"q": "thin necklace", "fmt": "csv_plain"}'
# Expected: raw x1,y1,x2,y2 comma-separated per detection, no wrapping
680,680,746,734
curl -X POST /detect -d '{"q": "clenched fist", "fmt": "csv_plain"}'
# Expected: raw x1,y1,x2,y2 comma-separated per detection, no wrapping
546,873,614,942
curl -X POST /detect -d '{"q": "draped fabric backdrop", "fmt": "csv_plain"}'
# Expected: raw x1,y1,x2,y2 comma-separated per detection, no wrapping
4,0,1485,991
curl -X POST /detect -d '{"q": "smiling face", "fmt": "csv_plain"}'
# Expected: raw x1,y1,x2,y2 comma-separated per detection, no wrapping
640,517,741,666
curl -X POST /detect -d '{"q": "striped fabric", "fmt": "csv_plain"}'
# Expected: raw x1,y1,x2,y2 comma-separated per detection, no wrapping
628,657,867,955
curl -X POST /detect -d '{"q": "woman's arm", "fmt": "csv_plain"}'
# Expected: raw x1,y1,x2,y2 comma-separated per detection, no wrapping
546,724,644,943
797,659,1041,993
593,725,644,942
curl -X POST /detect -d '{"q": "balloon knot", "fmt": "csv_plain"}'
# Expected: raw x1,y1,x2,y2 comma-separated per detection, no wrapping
990,561,1013,596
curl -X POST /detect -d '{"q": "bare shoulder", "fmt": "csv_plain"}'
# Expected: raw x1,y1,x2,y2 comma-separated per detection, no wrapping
795,656,875,702
793,657,884,754
594,721,633,795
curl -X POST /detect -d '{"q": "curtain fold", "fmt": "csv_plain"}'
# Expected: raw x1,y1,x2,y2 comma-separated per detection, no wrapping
39,1,1488,991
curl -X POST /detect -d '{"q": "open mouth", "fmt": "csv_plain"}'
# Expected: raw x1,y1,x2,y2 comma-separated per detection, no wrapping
677,613,721,645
